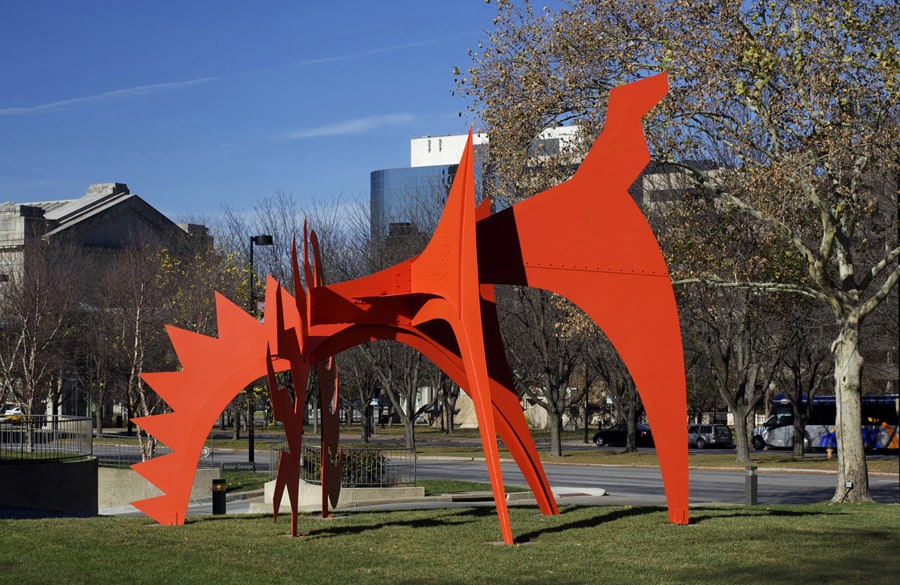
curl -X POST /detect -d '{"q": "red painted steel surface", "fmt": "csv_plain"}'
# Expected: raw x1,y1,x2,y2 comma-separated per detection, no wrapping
131,73,688,543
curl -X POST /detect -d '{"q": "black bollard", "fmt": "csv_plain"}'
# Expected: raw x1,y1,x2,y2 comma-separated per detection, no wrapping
212,478,227,514
745,466,758,505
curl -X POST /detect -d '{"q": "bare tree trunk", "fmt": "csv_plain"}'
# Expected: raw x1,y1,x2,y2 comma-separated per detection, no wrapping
94,385,104,435
831,319,872,502
360,402,373,444
232,407,241,440
547,407,563,457
404,421,417,452
624,404,639,453
738,367,758,466
731,404,754,465
312,394,319,435
442,383,458,435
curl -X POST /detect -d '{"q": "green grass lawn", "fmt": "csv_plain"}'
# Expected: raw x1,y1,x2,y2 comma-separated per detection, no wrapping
217,475,526,497
418,479,529,496
1,504,897,584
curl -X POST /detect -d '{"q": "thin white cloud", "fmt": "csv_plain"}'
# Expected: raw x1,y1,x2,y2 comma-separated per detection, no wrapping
0,33,477,118
284,113,415,140
0,76,218,116
287,34,475,67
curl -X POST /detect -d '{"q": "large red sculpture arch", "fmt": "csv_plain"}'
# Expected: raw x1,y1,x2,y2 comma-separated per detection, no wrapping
131,73,688,544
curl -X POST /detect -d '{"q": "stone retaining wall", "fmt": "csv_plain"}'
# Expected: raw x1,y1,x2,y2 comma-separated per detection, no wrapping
0,457,97,516
98,466,220,509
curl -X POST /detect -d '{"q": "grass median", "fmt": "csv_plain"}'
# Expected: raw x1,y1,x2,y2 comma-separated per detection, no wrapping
194,425,897,475
2,503,897,584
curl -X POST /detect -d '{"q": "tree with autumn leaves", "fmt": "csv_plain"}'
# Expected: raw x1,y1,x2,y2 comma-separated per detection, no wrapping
459,0,898,502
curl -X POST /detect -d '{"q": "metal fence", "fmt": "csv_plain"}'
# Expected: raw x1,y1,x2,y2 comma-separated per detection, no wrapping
93,435,172,467
269,442,416,487
93,435,225,468
0,416,93,463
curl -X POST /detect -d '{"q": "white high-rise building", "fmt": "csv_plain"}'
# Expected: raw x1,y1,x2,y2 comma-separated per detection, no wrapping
371,127,582,239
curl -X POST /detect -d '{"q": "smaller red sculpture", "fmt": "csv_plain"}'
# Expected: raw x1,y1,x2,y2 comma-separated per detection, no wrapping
132,73,688,545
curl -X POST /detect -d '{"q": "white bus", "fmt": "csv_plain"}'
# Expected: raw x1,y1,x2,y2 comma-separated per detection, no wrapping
752,394,899,451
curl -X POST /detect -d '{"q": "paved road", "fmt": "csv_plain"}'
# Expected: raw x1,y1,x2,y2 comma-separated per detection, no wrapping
97,440,898,506
415,459,900,505
87,436,899,519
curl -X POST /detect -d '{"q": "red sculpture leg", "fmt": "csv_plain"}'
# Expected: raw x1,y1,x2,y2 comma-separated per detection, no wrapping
264,278,309,535
317,357,342,517
266,347,306,536
477,73,689,524
405,133,515,543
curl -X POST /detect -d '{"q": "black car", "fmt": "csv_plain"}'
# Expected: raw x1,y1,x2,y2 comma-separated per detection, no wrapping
592,423,654,447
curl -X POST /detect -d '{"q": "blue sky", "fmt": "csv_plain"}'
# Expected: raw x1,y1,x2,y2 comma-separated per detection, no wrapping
0,1,495,220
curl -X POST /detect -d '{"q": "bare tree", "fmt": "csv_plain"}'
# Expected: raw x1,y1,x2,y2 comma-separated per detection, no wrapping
0,242,79,425
93,239,178,457
429,370,461,435
336,346,380,443
682,285,784,463
585,334,643,452
360,340,436,451
768,299,836,456
500,287,588,456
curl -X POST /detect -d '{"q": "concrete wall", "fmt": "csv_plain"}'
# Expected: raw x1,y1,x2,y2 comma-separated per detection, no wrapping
0,457,98,516
263,479,425,513
98,467,220,509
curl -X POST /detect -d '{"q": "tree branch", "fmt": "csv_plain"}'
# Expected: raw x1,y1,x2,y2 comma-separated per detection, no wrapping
674,276,826,301
858,260,900,319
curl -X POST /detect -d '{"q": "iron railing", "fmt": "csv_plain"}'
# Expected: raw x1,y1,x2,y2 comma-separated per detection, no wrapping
269,442,416,487
0,415,92,463
93,434,171,467
93,435,224,468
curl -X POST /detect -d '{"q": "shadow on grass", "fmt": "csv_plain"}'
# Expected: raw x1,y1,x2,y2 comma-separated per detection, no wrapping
514,504,852,543
183,505,839,542
686,505,843,524
184,507,501,539
513,505,664,543
183,506,662,543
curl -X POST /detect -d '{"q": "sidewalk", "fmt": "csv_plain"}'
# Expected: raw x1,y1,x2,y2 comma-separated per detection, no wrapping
97,484,656,519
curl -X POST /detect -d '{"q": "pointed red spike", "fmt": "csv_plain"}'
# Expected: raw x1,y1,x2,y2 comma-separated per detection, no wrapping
131,495,185,526
214,291,264,340
131,452,195,498
140,372,195,413
164,326,220,372
130,413,183,447
310,230,325,287
291,239,308,345
302,221,313,295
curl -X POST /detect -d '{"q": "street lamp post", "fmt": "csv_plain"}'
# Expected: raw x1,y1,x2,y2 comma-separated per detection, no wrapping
247,234,273,463
583,387,590,444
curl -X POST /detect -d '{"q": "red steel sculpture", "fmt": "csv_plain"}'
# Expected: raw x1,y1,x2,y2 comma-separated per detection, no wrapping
131,72,688,544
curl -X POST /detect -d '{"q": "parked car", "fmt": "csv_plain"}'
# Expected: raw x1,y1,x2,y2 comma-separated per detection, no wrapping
3,406,23,422
687,423,734,449
592,423,654,447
